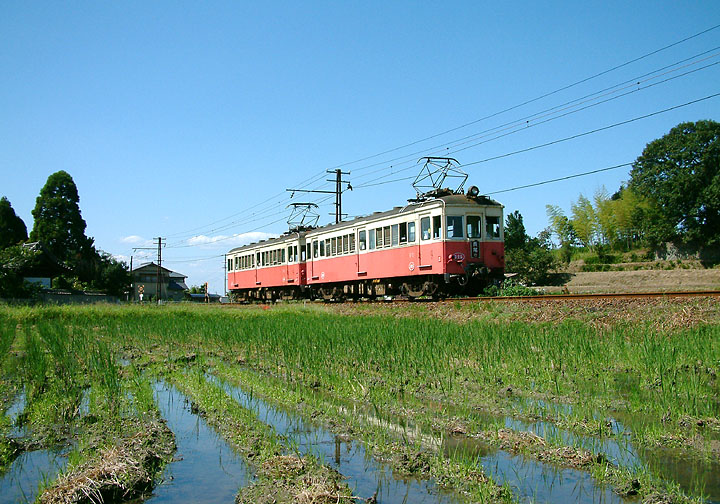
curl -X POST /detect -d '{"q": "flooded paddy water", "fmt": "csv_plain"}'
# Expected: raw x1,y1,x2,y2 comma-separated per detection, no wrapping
0,448,68,504
209,373,461,503
147,382,251,503
211,372,632,504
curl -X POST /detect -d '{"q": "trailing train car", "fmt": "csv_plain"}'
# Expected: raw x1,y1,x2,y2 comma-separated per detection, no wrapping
227,187,504,301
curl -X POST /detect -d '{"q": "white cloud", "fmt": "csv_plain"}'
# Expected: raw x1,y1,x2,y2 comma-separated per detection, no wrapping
121,235,149,245
186,231,276,248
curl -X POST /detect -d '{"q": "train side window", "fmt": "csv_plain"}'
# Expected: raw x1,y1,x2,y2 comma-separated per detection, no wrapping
432,215,442,239
447,216,464,238
382,226,389,248
399,223,407,244
330,237,336,256
369,229,375,249
313,241,318,258
375,228,383,248
350,233,356,252
486,216,501,239
467,216,481,238
408,221,416,242
421,217,431,240
359,230,366,250
343,235,349,254
391,224,399,246
324,239,330,256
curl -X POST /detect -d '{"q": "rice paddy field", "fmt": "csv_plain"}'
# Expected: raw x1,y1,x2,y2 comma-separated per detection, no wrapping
0,298,718,504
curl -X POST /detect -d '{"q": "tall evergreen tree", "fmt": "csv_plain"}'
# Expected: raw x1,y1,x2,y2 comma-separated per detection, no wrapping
30,171,93,263
0,197,28,249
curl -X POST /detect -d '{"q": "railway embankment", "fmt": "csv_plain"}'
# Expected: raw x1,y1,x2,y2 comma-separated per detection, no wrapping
539,268,720,294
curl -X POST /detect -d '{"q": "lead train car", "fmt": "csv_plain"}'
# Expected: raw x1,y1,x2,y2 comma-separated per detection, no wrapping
227,191,504,301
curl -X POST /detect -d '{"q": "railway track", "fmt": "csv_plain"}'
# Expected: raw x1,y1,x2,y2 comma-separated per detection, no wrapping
435,290,720,303
223,289,720,305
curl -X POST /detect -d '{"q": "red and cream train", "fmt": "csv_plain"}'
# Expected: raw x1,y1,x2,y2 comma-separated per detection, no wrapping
226,187,504,301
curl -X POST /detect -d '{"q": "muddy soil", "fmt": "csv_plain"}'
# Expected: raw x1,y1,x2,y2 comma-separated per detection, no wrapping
38,418,174,504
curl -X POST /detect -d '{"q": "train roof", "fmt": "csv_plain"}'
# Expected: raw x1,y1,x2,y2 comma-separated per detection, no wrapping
228,192,502,254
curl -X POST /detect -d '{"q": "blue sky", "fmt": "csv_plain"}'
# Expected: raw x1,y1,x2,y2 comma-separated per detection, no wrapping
2,1,719,292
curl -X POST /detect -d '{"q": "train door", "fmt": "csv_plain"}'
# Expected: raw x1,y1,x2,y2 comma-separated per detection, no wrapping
357,228,367,275
418,213,431,267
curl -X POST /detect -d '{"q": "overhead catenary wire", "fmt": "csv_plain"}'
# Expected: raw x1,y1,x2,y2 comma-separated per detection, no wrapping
167,53,720,247
354,91,720,189
349,53,720,184
161,27,720,244
322,23,720,172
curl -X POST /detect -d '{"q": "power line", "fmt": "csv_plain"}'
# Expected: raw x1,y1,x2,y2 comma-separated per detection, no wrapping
161,27,720,244
463,92,720,167
486,163,633,195
349,52,720,183
321,23,720,171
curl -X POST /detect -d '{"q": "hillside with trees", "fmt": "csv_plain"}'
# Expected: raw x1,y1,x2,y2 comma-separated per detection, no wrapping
505,120,719,286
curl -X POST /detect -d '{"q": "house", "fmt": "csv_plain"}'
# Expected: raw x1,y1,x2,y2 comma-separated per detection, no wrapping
21,241,74,287
131,262,188,301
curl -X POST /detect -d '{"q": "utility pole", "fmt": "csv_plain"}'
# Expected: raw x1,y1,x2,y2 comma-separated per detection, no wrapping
155,237,163,303
129,256,133,302
286,169,351,224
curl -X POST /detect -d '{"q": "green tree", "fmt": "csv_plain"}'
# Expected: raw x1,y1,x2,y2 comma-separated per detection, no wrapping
504,210,558,285
546,205,575,263
504,210,528,251
0,197,28,249
570,194,597,249
629,120,720,245
91,251,131,298
30,171,94,264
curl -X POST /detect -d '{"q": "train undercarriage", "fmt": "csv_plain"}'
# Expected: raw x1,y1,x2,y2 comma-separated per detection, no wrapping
229,270,503,303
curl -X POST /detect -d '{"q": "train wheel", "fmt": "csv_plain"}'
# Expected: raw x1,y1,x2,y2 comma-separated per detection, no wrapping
402,282,425,299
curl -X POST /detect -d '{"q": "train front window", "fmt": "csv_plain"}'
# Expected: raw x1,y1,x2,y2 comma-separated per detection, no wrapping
486,216,501,239
421,217,430,240
467,216,481,238
408,221,416,242
228,258,233,271
447,216,464,238
432,215,441,239
359,230,366,250
313,241,318,258
320,240,325,257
